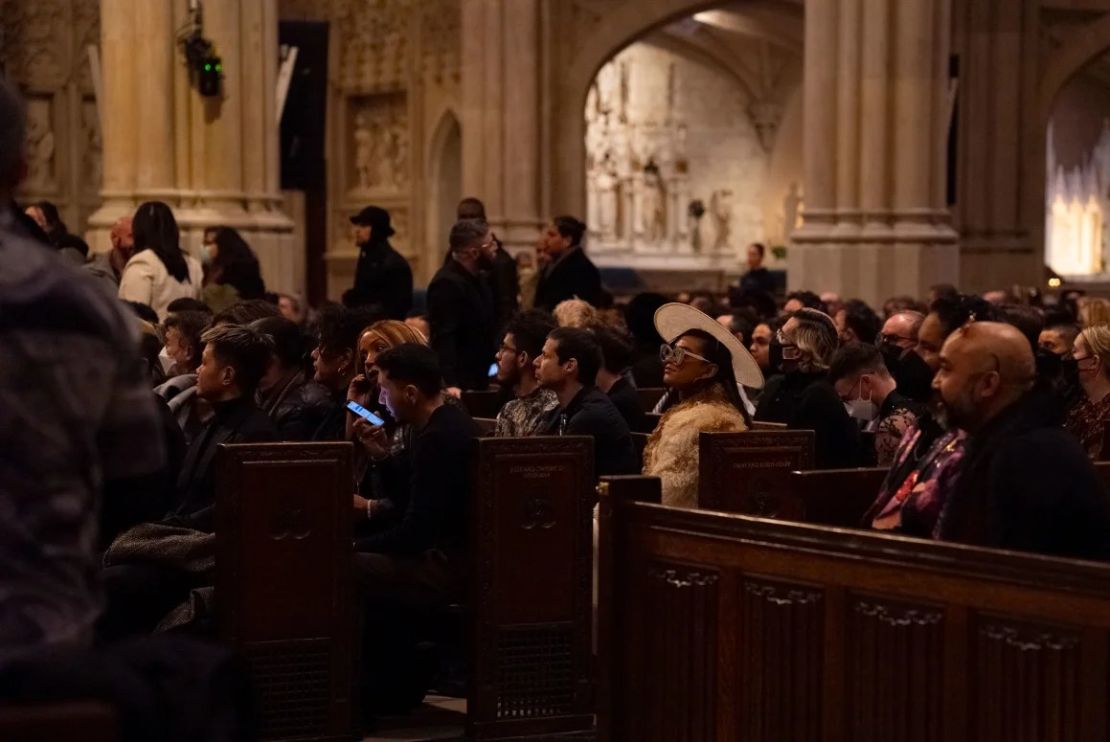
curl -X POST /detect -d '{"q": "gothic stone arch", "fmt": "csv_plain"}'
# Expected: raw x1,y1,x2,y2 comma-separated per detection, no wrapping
551,0,744,215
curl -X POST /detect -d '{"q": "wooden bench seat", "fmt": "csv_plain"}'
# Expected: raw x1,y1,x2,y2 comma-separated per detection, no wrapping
597,475,1110,741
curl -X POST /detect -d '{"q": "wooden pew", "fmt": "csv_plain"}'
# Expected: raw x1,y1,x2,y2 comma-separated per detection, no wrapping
474,417,498,437
750,420,787,431
0,701,117,742
697,430,815,516
468,436,595,740
216,442,354,742
637,387,666,412
786,467,888,527
461,390,505,420
597,475,1110,741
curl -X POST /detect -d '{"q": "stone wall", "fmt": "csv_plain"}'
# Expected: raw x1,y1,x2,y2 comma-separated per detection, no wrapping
4,0,101,235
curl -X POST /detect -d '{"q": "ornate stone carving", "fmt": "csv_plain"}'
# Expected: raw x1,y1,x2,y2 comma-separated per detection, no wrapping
709,189,732,250
420,0,460,85
335,0,410,91
782,182,803,242
24,97,56,192
349,94,409,193
748,99,782,153
2,0,66,86
73,0,100,91
81,99,102,193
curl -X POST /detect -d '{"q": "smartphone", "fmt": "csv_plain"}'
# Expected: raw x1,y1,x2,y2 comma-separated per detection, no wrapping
488,362,499,378
346,400,385,426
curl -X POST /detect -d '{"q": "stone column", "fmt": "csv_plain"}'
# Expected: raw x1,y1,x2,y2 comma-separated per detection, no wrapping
790,0,958,308
87,0,294,290
460,0,544,253
953,0,1040,291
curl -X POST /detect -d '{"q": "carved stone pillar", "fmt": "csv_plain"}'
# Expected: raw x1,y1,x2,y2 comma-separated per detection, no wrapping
791,0,958,308
953,0,1040,291
460,0,544,253
88,0,294,290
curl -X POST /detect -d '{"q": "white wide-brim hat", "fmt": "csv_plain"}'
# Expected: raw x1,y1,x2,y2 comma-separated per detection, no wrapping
654,302,765,389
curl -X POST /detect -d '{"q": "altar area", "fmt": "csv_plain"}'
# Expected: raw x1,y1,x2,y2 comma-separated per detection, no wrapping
582,30,801,288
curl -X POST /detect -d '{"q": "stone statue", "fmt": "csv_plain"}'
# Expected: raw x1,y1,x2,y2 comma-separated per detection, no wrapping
596,152,620,241
710,189,733,251
641,160,667,243
353,110,375,190
385,110,408,189
82,104,102,192
782,182,803,240
24,104,54,191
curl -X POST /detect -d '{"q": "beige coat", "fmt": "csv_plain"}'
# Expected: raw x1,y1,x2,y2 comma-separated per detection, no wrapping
642,385,748,508
118,250,203,320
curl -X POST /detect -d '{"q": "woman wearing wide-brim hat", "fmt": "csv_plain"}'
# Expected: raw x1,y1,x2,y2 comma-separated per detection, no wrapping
642,302,765,508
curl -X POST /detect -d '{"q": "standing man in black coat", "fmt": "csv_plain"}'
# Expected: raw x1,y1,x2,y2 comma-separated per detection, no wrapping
534,216,603,311
427,219,498,394
344,206,413,320
457,197,518,330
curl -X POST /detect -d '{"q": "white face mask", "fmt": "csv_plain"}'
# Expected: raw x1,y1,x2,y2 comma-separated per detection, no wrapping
198,243,213,266
844,377,879,423
158,346,176,376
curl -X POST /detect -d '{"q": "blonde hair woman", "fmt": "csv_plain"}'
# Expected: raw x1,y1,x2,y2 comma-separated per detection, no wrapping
553,298,598,329
346,319,428,436
1065,324,1110,456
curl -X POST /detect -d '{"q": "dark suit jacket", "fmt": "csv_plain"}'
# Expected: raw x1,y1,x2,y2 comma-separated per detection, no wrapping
755,371,863,469
427,259,497,390
490,246,519,330
170,396,278,530
348,240,413,320
534,247,603,311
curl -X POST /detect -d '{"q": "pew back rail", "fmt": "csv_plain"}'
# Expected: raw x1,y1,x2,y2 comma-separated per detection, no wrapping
698,430,815,516
599,475,1110,742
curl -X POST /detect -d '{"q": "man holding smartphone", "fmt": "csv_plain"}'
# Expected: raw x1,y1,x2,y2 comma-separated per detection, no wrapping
348,343,477,714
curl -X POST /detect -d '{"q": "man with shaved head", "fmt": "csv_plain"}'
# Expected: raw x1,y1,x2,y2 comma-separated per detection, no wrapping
86,215,134,291
932,322,1110,558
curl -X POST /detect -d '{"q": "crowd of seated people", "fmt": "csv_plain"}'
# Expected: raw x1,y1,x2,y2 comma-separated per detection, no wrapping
7,75,1110,737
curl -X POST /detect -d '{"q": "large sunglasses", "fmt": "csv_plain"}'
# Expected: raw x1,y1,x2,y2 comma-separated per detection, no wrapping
660,343,711,366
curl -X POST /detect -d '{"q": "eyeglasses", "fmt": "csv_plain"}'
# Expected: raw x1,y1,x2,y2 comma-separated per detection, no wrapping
876,332,915,346
498,343,520,355
659,343,711,366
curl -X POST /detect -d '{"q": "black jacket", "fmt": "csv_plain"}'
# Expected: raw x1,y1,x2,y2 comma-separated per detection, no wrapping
257,371,334,441
490,246,519,330
937,389,1110,559
355,403,478,556
738,267,776,297
755,370,863,469
539,386,639,477
427,259,497,390
534,247,603,311
348,240,413,320
608,376,650,434
170,396,278,530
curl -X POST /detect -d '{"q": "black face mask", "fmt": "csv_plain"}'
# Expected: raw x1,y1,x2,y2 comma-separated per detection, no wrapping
1035,348,1063,380
891,348,936,404
1060,356,1080,388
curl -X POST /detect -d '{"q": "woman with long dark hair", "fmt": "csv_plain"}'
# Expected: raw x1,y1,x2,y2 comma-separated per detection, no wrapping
642,303,764,507
118,201,202,319
201,226,266,311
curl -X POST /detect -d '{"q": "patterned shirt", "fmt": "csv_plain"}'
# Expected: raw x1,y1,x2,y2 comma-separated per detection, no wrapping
0,209,165,659
1064,393,1110,458
494,387,558,438
867,421,965,537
